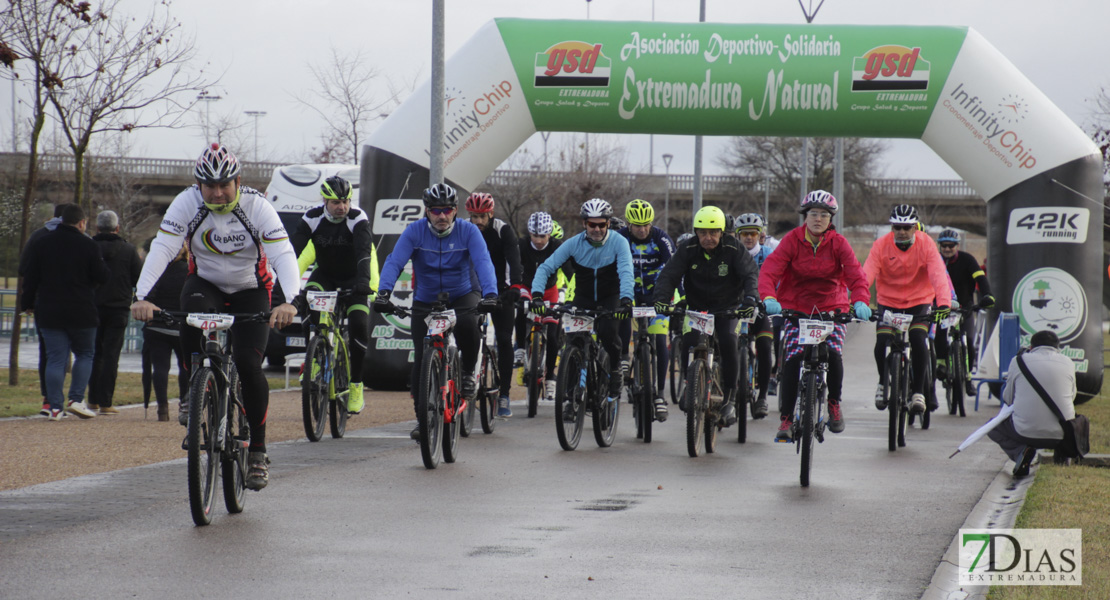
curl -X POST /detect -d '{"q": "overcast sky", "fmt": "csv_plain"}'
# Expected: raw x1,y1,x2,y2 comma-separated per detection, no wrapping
4,0,1106,180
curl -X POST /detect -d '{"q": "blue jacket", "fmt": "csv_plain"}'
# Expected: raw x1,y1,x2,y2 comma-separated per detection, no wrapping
532,230,633,303
617,225,675,302
379,218,498,304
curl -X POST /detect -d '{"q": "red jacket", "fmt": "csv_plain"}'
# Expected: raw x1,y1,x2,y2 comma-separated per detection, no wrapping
758,225,869,313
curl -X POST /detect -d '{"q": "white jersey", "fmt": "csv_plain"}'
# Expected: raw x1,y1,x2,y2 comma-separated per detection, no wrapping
136,185,300,304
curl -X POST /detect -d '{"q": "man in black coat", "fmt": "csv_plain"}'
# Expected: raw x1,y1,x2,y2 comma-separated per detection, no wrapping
88,210,143,415
21,204,111,420
18,203,67,414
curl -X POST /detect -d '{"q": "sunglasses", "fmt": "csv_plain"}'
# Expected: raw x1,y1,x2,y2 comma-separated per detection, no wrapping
427,206,455,216
585,221,609,229
939,243,957,249
891,224,914,231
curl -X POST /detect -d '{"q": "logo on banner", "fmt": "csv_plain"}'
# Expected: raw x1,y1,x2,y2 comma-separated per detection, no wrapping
1012,268,1087,342
958,529,1081,585
535,41,611,87
997,93,1029,125
1006,207,1088,245
851,45,930,92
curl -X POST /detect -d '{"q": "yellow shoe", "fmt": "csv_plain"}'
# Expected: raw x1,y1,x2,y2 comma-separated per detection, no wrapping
517,367,525,386
348,382,364,414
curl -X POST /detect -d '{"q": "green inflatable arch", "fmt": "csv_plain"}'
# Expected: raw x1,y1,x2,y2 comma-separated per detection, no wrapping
359,19,1103,401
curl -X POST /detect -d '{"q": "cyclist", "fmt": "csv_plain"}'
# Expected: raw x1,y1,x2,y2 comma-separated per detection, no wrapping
616,199,675,422
515,211,575,400
290,175,378,415
131,143,300,491
936,228,994,395
373,184,500,439
654,206,759,427
734,213,775,418
863,204,952,416
465,192,523,417
758,191,871,441
529,198,634,416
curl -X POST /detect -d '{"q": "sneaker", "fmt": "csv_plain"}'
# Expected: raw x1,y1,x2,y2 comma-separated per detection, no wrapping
719,401,738,427
87,403,99,411
513,348,526,368
66,401,96,419
39,402,50,417
965,380,976,397
410,426,421,441
347,382,364,414
774,416,793,443
909,393,926,415
47,408,67,421
544,379,557,401
1013,446,1038,478
608,374,622,402
178,401,189,426
935,360,948,381
653,396,668,422
827,400,845,433
874,383,887,410
98,406,120,416
752,393,768,420
926,391,939,412
462,374,477,399
561,400,576,423
497,395,512,418
244,452,270,491
767,376,778,397
620,355,631,378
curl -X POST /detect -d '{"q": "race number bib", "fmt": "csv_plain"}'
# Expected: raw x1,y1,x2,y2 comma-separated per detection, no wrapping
882,311,914,333
798,319,835,345
186,313,235,331
684,311,715,336
632,306,657,319
425,310,458,336
562,313,595,334
306,290,338,313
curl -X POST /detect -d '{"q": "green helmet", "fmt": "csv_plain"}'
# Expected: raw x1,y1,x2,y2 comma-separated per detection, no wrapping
693,206,726,230
551,220,564,240
624,198,655,226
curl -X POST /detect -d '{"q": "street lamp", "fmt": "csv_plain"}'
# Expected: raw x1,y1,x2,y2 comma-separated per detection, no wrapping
197,92,222,142
662,153,673,235
244,110,267,161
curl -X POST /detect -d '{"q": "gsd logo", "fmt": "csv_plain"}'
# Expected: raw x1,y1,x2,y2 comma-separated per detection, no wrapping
534,41,611,87
851,45,930,92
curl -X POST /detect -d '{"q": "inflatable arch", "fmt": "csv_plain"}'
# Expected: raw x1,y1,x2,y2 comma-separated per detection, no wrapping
359,19,1103,400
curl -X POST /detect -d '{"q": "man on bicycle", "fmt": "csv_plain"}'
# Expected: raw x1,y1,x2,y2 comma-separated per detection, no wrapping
290,175,378,416
131,143,300,491
936,228,994,395
654,206,759,428
734,213,776,418
616,199,675,422
863,204,952,416
373,184,500,439
758,191,871,441
529,198,634,415
516,211,574,401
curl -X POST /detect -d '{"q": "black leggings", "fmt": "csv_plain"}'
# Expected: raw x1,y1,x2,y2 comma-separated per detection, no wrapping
619,319,669,396
143,327,189,406
491,289,516,396
680,313,740,394
409,291,480,414
779,352,844,418
874,303,931,396
573,295,621,373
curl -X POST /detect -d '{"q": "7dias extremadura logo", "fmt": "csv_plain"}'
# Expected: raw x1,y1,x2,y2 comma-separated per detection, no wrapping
959,529,1081,586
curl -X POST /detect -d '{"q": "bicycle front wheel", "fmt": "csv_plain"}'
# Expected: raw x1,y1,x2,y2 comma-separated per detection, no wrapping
301,335,329,442
554,344,586,451
799,369,817,487
416,347,444,469
527,330,544,418
668,335,682,404
885,352,901,452
479,345,498,434
633,340,653,443
187,367,219,526
329,337,350,439
221,366,248,514
592,356,620,449
685,359,708,458
951,341,967,417
737,344,751,444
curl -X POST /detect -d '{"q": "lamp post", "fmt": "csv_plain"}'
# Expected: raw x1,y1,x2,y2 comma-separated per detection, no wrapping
197,92,222,142
662,153,673,235
244,111,266,161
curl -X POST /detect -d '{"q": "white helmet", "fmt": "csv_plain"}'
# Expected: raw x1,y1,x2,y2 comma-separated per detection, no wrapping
580,198,613,219
889,204,919,225
527,211,554,235
734,213,765,232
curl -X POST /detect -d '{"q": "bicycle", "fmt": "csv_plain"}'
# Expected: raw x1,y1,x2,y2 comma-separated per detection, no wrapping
667,325,684,405
301,289,352,442
522,300,560,418
629,306,664,443
879,310,935,451
940,305,978,417
155,309,268,526
780,309,858,487
552,306,619,451
476,311,500,435
735,309,762,444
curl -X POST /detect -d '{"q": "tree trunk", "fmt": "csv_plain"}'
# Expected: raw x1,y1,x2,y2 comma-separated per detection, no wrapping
73,146,88,214
8,110,46,387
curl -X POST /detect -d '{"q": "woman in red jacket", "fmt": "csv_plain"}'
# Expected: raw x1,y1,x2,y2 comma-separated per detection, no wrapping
758,191,872,442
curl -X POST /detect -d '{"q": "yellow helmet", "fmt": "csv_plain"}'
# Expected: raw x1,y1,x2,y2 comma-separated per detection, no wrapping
624,199,655,226
693,206,726,230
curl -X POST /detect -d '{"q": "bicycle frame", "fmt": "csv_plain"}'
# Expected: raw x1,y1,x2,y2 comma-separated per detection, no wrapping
630,306,660,443
879,310,933,450
552,306,618,451
302,289,352,441
524,302,560,418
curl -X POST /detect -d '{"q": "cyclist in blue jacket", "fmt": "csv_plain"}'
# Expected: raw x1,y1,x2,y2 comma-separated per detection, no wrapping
374,183,500,439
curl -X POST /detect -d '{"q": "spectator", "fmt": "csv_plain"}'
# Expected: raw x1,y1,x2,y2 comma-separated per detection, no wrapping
987,330,1077,477
18,204,67,416
142,244,189,421
21,204,110,420
88,210,143,415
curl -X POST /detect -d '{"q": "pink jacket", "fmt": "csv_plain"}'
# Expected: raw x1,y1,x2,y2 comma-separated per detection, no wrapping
863,230,952,309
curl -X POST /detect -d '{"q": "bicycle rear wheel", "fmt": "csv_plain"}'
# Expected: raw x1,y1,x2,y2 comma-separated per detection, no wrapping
951,341,967,417
416,348,444,469
526,330,544,418
898,359,910,448
668,335,682,404
188,367,219,526
329,338,350,439
301,335,328,442
555,344,586,451
799,369,817,487
685,359,708,458
479,345,498,434
460,344,476,437
222,366,247,514
442,347,461,463
920,352,933,430
886,352,901,452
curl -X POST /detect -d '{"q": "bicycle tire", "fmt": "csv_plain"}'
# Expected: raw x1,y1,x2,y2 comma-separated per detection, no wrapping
592,350,619,448
800,369,817,487
301,335,328,442
460,344,476,438
898,357,910,448
329,336,350,439
685,359,708,458
737,344,751,444
668,335,682,404
187,367,219,526
527,329,544,418
416,347,444,469
221,366,247,515
886,351,901,452
442,346,461,464
554,344,586,451
479,345,498,434
953,341,967,417
634,339,653,443
920,352,932,430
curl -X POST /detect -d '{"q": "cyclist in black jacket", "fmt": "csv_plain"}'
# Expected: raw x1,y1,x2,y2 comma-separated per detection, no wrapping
935,229,995,394
515,211,574,400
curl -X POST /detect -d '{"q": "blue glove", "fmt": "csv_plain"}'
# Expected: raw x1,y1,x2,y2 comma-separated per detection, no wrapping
763,298,782,316
853,301,872,321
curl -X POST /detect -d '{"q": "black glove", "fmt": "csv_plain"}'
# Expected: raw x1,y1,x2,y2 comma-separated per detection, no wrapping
372,289,394,314
291,293,307,315
354,282,374,297
737,304,756,320
653,301,670,316
478,293,500,313
979,294,995,309
530,292,547,316
933,306,951,323
615,297,633,320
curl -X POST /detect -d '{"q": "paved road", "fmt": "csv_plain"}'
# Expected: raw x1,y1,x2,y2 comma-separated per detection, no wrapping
0,325,1008,599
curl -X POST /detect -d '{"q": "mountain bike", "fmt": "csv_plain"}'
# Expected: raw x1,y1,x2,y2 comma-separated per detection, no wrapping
781,309,858,487
552,306,619,451
629,306,664,443
941,305,978,417
475,312,498,435
667,325,684,405
156,310,267,526
879,310,934,451
735,309,762,444
301,289,351,442
522,301,559,418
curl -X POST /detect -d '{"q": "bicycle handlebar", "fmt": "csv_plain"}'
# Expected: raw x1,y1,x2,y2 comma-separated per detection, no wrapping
151,310,272,326
779,309,863,324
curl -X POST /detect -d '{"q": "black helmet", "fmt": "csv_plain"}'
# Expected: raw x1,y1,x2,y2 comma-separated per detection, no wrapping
422,183,458,208
320,175,352,201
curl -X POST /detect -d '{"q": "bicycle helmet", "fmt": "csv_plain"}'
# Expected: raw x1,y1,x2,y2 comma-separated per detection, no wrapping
734,213,764,232
527,211,554,235
465,192,495,213
609,216,626,230
798,190,838,215
551,220,564,240
624,198,655,225
676,232,695,245
580,198,613,219
194,143,241,185
320,175,352,201
938,228,961,244
693,206,726,230
422,183,457,208
889,204,919,224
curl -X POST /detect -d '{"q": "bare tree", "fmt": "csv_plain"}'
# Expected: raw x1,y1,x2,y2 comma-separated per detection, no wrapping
293,47,396,165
